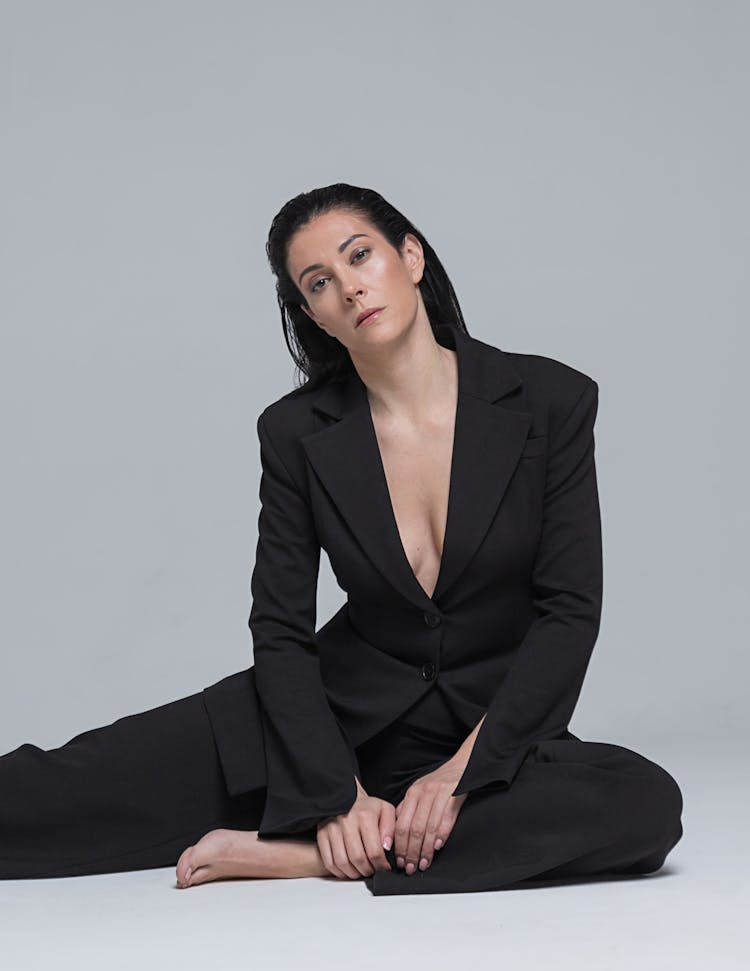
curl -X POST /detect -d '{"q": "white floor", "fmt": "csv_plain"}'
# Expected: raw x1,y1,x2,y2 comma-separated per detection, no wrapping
0,739,745,971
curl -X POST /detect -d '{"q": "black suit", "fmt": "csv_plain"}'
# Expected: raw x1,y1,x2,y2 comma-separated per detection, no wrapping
0,324,684,894
199,323,683,892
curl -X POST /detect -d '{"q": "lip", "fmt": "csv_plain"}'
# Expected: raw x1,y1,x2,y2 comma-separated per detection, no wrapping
355,307,384,328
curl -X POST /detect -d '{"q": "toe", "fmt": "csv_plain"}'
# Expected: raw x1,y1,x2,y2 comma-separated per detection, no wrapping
176,829,234,887
175,845,196,886
184,865,214,886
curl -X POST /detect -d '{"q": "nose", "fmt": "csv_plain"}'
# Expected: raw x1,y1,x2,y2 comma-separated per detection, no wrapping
341,274,364,300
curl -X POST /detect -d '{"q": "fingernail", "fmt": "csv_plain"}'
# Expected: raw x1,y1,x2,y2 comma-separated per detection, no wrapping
184,868,192,883
397,856,405,868
419,857,429,870
383,836,392,850
434,839,443,849
406,862,415,875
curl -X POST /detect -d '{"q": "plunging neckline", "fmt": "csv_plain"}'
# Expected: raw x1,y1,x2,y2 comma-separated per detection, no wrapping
364,360,459,604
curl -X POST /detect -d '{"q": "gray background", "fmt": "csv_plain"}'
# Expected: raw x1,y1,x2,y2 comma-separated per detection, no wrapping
1,2,746,968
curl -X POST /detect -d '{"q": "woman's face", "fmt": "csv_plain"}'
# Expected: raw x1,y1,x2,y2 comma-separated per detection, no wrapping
285,209,426,352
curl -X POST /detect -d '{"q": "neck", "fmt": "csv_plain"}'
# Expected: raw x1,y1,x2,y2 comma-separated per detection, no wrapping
352,320,457,425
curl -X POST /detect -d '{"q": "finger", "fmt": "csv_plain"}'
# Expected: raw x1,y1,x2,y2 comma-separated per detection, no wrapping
362,813,392,872
434,804,456,853
394,796,416,867
420,795,450,869
342,821,374,878
380,801,397,853
318,829,349,880
330,826,361,880
404,793,434,875
316,829,346,880
341,816,375,878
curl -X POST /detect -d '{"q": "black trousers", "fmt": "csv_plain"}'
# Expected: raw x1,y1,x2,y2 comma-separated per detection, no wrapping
0,675,684,896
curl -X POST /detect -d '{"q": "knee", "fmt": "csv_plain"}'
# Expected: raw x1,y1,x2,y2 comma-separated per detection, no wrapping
619,756,684,866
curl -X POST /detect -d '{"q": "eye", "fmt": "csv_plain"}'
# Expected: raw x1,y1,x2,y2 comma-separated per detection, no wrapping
310,248,370,293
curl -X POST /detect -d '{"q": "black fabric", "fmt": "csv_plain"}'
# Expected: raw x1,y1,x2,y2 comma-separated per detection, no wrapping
214,324,610,837
0,692,262,880
0,326,685,892
355,681,471,807
0,685,683,895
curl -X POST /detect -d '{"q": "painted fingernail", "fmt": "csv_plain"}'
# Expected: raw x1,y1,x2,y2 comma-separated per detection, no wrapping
419,857,429,870
434,838,443,849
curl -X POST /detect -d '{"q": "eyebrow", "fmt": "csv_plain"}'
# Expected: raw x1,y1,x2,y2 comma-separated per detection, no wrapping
297,234,371,287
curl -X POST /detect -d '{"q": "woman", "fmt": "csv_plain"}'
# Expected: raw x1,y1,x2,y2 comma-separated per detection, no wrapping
0,183,684,896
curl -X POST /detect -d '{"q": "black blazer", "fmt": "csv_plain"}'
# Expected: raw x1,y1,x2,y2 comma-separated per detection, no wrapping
202,323,602,840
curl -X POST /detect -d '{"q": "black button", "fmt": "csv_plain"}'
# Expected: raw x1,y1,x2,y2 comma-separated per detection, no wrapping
421,662,436,681
423,612,442,628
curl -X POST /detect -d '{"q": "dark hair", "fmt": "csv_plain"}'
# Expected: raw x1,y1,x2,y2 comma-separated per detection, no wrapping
265,183,469,390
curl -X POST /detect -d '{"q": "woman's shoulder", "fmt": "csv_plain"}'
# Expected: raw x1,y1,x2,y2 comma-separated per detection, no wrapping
503,347,597,404
462,329,597,405
254,382,327,469
493,345,599,437
258,385,315,434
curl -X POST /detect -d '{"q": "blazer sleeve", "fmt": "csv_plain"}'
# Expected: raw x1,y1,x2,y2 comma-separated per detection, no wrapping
452,377,603,796
250,410,361,839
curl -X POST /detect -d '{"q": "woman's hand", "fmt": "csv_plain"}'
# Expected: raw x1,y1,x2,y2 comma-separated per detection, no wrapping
394,758,468,874
315,778,396,880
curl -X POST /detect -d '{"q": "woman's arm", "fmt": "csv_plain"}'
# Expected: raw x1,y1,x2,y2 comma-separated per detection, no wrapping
447,713,486,776
451,377,603,796
250,410,361,839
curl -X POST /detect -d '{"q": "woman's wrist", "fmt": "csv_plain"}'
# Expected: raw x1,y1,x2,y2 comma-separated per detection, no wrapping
450,712,487,771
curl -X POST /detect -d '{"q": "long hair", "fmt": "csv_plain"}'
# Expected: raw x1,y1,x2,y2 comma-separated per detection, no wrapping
265,183,470,390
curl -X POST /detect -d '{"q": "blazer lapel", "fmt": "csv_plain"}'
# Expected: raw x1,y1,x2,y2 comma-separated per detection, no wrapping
301,324,532,612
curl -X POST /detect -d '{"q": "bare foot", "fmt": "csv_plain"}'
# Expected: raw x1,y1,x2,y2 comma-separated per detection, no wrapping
175,828,329,888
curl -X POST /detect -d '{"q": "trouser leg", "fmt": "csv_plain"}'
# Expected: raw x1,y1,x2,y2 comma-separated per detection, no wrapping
366,738,684,896
0,692,265,880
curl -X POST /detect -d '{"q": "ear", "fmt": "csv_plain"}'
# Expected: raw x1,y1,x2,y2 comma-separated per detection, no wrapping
400,232,425,286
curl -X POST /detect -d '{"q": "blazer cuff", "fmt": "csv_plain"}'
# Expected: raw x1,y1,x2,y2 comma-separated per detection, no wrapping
255,707,363,839
256,775,359,839
451,742,529,796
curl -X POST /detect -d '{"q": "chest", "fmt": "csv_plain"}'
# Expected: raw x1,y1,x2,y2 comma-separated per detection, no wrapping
370,413,455,600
